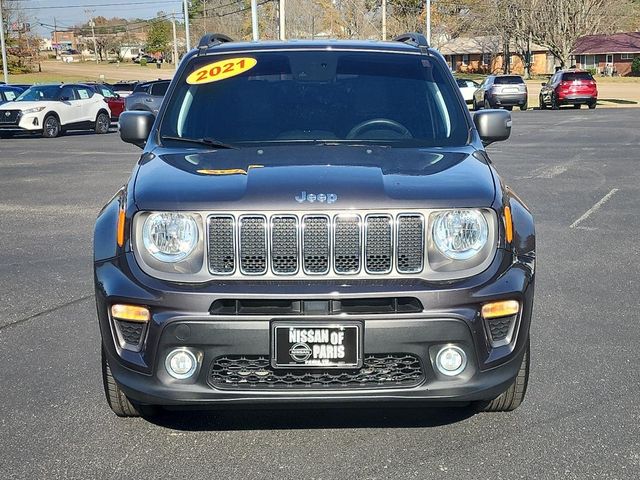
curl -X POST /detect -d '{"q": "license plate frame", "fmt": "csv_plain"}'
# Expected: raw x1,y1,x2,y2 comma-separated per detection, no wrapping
271,321,363,369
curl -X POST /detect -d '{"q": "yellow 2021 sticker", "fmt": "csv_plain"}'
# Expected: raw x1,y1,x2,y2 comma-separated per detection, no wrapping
186,57,257,85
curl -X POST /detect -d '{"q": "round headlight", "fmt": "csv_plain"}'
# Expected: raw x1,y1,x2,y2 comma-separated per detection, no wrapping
142,212,198,262
432,209,488,260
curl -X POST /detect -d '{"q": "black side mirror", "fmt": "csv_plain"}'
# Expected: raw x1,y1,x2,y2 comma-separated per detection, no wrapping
473,109,512,147
119,110,155,148
541,82,547,86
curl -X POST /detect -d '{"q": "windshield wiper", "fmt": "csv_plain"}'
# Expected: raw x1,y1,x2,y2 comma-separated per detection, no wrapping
160,135,238,149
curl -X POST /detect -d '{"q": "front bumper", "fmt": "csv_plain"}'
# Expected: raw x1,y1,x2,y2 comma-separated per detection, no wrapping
96,249,534,406
0,112,43,131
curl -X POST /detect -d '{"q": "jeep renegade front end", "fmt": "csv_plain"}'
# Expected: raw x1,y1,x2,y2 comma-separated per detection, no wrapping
95,34,535,417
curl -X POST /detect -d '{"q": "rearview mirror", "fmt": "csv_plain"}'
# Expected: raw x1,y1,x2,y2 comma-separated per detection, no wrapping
119,110,155,148
60,96,70,101
473,109,512,146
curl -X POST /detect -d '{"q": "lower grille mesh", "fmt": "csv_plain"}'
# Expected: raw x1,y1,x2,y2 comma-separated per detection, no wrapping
209,354,425,390
487,316,514,342
114,319,144,346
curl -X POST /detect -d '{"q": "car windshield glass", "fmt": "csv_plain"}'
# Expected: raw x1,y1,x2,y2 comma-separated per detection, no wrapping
115,84,135,92
16,85,60,101
564,72,593,81
494,76,524,84
160,50,469,148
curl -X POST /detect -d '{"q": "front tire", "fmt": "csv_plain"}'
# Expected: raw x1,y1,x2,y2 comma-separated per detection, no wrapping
551,94,560,110
484,95,491,109
102,347,158,417
42,114,61,138
520,102,528,111
588,102,597,109
477,338,530,412
539,94,546,109
95,111,110,134
472,98,479,111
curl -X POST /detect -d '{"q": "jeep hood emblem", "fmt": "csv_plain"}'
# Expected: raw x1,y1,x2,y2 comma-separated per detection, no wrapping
295,191,338,204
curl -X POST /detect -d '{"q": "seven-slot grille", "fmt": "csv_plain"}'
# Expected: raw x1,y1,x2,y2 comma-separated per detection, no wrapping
207,213,425,277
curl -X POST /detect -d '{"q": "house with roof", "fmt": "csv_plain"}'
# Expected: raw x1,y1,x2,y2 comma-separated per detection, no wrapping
437,36,555,75
572,32,640,76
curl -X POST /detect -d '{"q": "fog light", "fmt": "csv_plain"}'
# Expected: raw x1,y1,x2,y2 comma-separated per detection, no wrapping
165,349,197,379
435,345,467,376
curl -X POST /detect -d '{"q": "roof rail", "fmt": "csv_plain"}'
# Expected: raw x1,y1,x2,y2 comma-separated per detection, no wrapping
197,33,234,52
392,33,429,53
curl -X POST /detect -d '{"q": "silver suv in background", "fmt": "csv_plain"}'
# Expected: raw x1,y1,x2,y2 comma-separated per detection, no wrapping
124,80,170,116
473,75,528,111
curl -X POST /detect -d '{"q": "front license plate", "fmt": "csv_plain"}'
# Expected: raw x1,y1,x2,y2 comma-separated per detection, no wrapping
272,323,362,369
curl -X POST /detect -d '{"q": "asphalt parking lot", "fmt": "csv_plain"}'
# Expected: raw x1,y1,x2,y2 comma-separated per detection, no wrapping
1,108,639,479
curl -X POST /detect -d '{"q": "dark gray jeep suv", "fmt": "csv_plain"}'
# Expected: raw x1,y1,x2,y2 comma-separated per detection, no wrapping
95,33,535,417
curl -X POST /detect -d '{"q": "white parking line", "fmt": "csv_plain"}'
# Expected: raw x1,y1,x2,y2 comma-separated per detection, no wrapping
570,188,619,229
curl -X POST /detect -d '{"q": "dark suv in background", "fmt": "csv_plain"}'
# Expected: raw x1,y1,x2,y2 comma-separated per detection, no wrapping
97,33,535,418
539,70,598,109
473,75,528,111
124,79,170,116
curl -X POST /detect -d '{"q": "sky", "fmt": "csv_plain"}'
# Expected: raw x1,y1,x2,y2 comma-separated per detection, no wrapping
19,0,185,35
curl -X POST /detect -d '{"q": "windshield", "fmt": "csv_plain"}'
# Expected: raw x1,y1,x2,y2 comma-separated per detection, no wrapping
16,85,60,101
160,50,469,148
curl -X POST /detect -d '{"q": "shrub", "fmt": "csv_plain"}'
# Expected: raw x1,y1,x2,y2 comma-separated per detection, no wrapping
140,58,147,67
586,67,598,76
632,57,640,76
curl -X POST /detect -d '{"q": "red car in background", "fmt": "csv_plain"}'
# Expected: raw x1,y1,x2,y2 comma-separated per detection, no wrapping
539,70,598,109
83,83,126,120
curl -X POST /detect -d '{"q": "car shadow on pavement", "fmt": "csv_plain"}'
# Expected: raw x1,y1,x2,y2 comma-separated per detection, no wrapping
145,404,477,431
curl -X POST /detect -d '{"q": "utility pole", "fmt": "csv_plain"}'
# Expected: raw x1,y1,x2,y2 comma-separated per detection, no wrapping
425,0,431,45
0,0,8,83
381,0,386,41
251,0,259,41
86,10,99,64
279,0,285,40
171,12,179,70
182,0,191,51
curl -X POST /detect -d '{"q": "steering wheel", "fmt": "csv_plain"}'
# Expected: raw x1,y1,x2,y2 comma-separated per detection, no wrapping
346,118,412,140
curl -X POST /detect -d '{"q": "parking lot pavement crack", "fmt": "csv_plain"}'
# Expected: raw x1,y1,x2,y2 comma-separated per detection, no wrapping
0,294,93,331
569,188,619,229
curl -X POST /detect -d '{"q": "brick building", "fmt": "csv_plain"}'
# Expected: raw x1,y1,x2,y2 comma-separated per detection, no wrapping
572,32,640,76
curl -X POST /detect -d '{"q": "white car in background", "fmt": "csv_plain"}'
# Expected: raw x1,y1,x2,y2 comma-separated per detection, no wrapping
456,78,481,104
0,84,111,138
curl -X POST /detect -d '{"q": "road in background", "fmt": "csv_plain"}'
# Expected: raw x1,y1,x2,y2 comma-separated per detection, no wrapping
1,109,639,479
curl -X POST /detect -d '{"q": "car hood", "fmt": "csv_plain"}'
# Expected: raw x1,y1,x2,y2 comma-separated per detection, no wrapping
0,101,49,111
133,145,496,211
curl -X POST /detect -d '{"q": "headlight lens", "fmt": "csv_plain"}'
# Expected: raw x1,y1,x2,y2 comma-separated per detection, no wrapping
21,106,46,114
142,212,198,262
432,209,488,260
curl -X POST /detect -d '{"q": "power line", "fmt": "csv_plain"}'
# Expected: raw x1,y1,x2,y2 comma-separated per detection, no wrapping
21,1,181,10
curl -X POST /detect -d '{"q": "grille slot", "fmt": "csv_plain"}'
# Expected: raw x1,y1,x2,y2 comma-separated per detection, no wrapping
239,216,267,274
209,354,425,390
334,215,361,274
208,216,235,274
396,214,424,273
365,215,393,273
302,216,330,274
271,216,298,274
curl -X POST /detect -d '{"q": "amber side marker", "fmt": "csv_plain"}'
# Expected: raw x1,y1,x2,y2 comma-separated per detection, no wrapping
111,304,150,322
481,300,520,319
504,205,513,243
116,205,126,247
